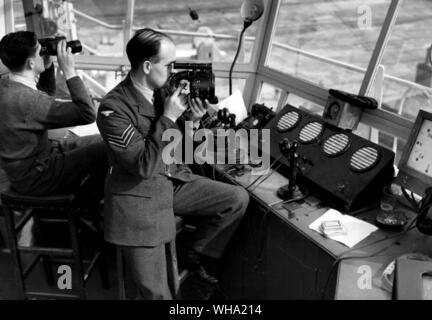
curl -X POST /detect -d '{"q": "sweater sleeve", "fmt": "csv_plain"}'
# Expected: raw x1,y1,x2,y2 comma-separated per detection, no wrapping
28,76,96,130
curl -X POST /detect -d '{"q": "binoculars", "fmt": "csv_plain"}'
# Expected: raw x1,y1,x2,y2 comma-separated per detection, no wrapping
39,36,82,56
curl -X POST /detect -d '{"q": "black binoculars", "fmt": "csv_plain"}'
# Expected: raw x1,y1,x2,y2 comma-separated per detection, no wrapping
39,36,82,56
168,62,218,104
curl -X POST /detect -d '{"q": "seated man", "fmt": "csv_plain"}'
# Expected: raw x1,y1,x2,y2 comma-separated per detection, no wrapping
0,31,107,213
96,28,249,300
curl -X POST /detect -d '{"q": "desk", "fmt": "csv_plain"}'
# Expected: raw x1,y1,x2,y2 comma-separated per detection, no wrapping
210,164,432,299
335,232,432,300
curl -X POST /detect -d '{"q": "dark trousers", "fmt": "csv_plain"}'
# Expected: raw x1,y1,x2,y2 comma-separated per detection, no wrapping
122,178,249,299
18,134,108,209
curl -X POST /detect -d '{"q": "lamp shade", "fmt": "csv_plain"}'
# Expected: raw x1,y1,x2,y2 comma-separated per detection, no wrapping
240,0,264,23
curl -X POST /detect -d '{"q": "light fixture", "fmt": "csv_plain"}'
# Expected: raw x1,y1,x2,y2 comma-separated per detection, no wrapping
229,0,264,95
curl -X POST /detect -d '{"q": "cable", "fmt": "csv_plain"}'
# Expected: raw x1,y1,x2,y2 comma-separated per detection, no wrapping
245,154,284,191
428,44,432,66
401,186,420,212
228,22,251,96
246,163,282,192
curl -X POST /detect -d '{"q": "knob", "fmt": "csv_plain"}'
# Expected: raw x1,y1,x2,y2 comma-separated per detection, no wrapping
279,138,291,158
336,183,345,194
228,114,236,128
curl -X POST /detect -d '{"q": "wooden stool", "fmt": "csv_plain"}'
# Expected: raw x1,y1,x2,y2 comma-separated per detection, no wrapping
116,216,189,299
1,190,109,299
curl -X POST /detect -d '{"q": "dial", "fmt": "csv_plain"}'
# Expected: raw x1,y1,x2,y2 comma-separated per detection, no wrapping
406,119,432,178
327,102,341,120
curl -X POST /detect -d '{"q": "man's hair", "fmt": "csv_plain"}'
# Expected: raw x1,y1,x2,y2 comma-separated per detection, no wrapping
0,31,38,72
126,28,173,70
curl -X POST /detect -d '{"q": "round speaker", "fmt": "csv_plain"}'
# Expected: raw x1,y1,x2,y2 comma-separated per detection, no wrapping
350,147,380,172
298,121,323,144
276,111,301,132
323,133,350,157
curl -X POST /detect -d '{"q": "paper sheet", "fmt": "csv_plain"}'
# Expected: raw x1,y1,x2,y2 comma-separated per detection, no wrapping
217,90,248,124
68,122,100,137
309,209,378,248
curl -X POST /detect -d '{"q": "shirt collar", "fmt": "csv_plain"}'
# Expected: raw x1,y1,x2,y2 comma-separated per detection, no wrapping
130,71,154,104
9,73,38,91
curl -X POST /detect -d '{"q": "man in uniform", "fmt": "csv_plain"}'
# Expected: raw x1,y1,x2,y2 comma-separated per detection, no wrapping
96,28,249,299
0,31,107,212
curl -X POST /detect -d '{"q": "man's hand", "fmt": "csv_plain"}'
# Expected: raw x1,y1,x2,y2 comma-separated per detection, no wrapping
184,96,208,122
163,85,188,123
56,40,76,80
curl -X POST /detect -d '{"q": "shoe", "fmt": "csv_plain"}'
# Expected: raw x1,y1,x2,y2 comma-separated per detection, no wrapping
183,250,219,284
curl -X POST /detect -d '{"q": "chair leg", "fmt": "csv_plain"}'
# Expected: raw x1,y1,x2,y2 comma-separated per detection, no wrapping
67,208,86,299
166,241,180,299
41,255,55,286
3,205,26,299
33,214,55,286
98,240,110,290
116,246,126,300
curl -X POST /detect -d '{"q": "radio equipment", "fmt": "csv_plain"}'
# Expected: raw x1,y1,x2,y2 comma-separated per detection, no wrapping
265,104,395,213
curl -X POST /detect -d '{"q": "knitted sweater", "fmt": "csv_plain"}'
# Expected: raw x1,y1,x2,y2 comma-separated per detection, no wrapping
0,66,96,186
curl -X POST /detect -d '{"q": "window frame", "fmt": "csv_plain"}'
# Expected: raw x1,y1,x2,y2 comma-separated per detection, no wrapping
4,0,421,144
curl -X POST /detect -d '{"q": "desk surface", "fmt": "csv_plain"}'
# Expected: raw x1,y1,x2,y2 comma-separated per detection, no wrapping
214,164,432,300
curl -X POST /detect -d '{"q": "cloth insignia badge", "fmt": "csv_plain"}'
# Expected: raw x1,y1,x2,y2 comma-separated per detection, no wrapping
106,124,135,148
101,110,115,117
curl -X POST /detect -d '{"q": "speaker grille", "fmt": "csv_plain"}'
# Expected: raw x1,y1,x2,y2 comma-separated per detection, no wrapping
298,122,323,143
323,133,350,157
350,147,380,172
277,111,300,132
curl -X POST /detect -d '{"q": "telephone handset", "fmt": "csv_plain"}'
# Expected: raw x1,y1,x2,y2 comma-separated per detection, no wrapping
237,103,275,130
201,107,236,129
201,103,274,130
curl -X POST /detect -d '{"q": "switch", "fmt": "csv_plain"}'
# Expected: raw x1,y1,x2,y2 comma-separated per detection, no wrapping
336,183,345,194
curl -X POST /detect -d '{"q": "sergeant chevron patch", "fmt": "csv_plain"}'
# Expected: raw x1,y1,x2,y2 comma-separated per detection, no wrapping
106,124,135,148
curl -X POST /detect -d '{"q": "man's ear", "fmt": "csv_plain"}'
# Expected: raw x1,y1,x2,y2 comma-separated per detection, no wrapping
27,57,35,70
142,60,152,75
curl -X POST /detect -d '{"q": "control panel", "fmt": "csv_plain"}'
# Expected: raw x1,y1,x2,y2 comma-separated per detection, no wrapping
265,104,395,213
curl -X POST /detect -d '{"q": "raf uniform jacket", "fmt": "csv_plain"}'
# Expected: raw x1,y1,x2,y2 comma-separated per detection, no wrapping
97,74,201,247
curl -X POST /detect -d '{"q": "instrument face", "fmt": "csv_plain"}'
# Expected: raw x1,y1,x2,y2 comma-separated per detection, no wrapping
396,110,432,197
406,118,432,178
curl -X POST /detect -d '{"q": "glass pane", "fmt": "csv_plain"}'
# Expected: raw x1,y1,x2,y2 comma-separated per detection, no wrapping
285,93,323,116
256,82,281,110
77,70,122,96
353,124,405,164
13,0,26,31
133,0,261,63
380,0,432,121
215,78,246,101
69,0,128,57
267,0,391,92
18,0,128,56
9,1,261,61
